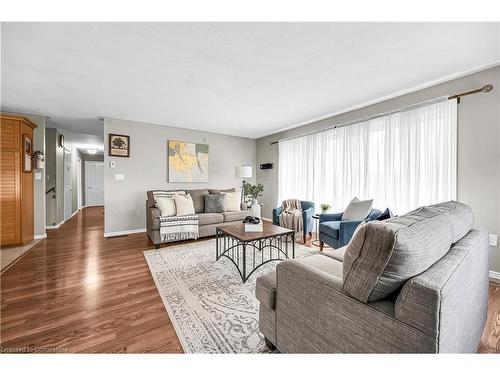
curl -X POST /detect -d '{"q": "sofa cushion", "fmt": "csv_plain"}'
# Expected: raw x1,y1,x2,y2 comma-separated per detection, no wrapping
343,201,474,303
256,270,277,310
324,245,347,262
174,194,195,216
186,189,209,213
197,213,224,226
319,221,340,239
204,194,225,213
222,211,251,222
209,188,236,195
342,198,373,221
155,196,176,216
222,191,241,212
298,254,343,279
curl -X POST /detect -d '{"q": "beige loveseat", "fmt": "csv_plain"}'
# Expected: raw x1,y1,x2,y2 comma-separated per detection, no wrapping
146,188,250,248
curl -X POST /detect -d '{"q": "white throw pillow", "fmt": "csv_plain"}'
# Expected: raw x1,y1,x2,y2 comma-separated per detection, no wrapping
174,194,195,216
222,191,241,212
155,196,176,216
342,197,373,221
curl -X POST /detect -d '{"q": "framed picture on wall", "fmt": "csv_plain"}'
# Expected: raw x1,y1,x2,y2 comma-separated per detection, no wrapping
109,134,130,157
168,140,209,182
23,134,32,172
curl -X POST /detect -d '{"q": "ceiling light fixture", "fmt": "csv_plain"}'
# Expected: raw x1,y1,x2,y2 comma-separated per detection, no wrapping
87,149,97,155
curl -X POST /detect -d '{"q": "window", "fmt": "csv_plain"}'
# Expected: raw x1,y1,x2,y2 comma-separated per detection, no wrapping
278,98,457,214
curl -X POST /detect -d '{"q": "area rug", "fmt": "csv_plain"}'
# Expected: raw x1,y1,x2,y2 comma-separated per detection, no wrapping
143,238,316,353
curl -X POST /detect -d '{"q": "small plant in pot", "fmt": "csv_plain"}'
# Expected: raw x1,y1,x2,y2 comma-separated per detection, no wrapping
320,203,331,214
243,182,264,205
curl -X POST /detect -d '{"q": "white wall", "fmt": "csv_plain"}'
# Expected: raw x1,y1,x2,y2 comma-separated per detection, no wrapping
256,65,500,273
103,118,256,235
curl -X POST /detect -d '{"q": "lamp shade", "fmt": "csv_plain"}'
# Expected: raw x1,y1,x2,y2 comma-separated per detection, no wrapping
235,165,252,179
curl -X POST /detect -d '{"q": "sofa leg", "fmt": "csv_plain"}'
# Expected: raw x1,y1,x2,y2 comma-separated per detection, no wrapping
265,338,276,350
155,244,160,249
320,241,324,251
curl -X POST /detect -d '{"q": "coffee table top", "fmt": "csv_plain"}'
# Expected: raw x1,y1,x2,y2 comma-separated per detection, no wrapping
217,221,294,242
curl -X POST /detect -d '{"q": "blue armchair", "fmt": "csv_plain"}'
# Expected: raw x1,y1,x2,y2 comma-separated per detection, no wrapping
319,208,382,250
272,200,315,244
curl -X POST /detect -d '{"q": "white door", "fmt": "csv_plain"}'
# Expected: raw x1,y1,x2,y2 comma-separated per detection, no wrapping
77,157,82,209
85,161,104,206
64,150,72,220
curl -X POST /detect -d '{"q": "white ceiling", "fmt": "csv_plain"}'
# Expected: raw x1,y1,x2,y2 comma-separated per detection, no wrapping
1,22,499,138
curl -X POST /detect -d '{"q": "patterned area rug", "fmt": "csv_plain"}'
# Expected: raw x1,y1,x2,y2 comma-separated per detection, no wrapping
144,238,316,353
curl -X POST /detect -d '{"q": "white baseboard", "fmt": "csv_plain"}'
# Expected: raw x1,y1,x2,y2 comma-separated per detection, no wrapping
262,217,273,222
490,271,500,282
46,220,64,230
34,233,47,239
70,210,79,218
104,228,146,238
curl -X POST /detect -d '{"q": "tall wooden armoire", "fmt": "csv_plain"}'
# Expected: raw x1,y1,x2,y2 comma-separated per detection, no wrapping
0,114,37,246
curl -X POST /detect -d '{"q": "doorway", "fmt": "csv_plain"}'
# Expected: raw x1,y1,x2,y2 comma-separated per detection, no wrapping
63,149,72,220
85,161,104,206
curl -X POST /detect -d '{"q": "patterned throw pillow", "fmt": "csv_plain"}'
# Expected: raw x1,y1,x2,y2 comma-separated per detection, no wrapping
174,194,195,216
204,194,225,213
222,191,241,212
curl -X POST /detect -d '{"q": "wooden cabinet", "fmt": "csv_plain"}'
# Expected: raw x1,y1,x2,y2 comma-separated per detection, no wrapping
0,114,37,246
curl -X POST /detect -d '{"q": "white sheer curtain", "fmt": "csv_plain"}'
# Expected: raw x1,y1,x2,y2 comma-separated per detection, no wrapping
278,98,457,215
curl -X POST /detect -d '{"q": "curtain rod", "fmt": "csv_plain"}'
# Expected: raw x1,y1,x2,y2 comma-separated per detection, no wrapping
270,84,493,145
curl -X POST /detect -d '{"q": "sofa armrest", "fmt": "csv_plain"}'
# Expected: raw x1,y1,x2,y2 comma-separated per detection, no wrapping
338,220,363,246
302,206,315,233
274,260,434,353
146,203,161,232
319,212,343,223
272,207,283,225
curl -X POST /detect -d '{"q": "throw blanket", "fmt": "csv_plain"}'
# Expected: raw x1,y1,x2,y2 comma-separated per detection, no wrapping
159,214,199,242
279,199,303,242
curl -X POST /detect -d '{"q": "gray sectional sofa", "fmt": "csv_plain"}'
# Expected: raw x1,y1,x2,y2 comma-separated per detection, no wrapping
256,201,489,353
146,188,250,248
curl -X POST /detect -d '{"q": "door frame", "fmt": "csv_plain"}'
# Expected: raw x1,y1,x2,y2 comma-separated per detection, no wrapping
63,149,72,221
77,157,83,209
85,161,104,207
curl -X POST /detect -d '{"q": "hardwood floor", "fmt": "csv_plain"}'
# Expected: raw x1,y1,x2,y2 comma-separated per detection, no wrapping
0,207,499,353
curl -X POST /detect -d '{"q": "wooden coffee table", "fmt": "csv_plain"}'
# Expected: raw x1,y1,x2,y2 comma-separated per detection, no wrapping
215,221,295,282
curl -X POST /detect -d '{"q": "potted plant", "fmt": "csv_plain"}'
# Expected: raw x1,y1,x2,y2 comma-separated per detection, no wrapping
243,182,264,205
320,203,331,214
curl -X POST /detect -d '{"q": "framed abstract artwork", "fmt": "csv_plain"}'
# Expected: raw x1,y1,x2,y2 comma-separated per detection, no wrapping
168,140,209,182
109,134,130,157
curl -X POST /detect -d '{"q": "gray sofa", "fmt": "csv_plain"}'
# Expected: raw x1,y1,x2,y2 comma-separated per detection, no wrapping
256,201,489,353
146,188,250,248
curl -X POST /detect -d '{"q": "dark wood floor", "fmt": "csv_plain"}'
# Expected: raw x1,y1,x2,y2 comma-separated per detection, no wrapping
0,207,499,353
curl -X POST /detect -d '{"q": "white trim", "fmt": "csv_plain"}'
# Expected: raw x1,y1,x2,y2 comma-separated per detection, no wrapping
46,219,65,230
260,61,500,139
262,217,273,222
34,233,47,239
490,271,500,282
70,210,78,218
104,228,146,238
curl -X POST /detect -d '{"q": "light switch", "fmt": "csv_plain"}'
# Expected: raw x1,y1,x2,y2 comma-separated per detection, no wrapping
489,234,498,247
34,172,42,180
114,174,125,181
